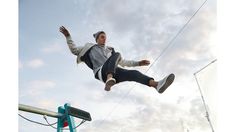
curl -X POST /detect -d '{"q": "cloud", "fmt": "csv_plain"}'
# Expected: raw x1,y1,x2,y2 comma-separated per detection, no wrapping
26,80,56,96
72,75,213,132
79,92,211,132
37,99,58,110
26,59,45,68
42,43,64,53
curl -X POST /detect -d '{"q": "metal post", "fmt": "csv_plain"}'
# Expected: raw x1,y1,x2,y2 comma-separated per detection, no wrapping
194,59,217,75
193,59,217,132
64,103,77,132
194,74,215,132
19,104,63,118
19,103,91,132
57,106,65,132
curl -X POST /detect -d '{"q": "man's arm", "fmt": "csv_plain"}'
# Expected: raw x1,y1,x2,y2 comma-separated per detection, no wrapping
119,57,150,67
59,26,83,56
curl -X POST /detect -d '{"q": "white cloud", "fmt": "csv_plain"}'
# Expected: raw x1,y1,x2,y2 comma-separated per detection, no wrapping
26,59,45,68
26,80,56,96
79,92,211,132
42,43,63,53
37,99,58,110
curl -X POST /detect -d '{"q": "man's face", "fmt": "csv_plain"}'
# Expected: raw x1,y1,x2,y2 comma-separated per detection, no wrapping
97,33,106,45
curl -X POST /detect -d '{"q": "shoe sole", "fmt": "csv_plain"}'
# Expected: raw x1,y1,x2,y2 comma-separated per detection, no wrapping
158,74,175,94
105,80,116,91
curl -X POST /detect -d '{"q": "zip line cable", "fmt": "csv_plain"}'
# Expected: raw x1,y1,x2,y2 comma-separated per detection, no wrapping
96,0,208,128
147,0,208,72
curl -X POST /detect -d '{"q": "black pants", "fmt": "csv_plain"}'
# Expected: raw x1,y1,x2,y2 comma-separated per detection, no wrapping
95,52,154,86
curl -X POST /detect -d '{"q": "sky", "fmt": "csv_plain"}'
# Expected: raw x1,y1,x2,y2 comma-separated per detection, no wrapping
19,0,217,131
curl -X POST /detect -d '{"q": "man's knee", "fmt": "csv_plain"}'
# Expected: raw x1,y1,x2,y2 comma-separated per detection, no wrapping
113,52,121,57
111,52,121,62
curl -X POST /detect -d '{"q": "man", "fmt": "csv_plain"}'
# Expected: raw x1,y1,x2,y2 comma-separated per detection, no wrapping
59,26,175,93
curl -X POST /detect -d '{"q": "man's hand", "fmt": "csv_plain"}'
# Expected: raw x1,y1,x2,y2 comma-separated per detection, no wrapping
139,60,150,66
59,26,70,37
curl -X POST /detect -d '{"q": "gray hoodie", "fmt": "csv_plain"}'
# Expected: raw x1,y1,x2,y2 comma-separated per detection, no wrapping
66,36,139,75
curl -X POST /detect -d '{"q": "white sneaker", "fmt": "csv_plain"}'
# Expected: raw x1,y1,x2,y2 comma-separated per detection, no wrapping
105,78,116,91
155,73,175,94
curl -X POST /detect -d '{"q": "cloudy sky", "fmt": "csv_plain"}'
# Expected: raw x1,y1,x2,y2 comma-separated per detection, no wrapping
19,0,217,131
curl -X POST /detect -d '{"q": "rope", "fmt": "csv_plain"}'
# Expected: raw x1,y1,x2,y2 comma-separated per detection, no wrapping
95,0,208,128
19,113,86,130
44,115,86,130
18,113,57,126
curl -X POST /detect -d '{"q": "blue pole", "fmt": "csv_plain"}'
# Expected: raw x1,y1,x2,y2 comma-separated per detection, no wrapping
64,103,77,132
57,106,65,132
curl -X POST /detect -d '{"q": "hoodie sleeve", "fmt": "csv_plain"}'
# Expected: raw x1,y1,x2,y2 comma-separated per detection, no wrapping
119,56,140,67
66,36,83,56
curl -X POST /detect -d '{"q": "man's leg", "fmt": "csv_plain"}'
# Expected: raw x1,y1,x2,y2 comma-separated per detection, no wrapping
100,52,175,93
102,52,121,77
113,67,175,93
113,67,157,88
101,52,121,91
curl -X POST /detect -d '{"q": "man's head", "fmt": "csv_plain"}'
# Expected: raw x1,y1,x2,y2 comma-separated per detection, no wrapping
93,31,106,45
